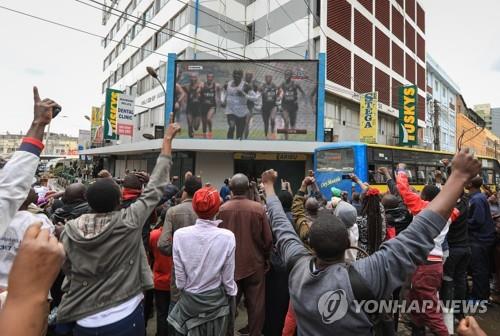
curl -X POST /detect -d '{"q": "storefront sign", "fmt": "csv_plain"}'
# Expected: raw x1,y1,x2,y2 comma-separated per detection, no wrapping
90,106,103,146
117,94,135,136
104,89,122,140
359,92,378,144
399,85,418,146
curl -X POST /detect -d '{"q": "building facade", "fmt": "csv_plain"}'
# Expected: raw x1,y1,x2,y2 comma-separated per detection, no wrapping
456,95,499,159
474,103,492,130
425,53,459,152
0,133,78,157
492,107,500,138
86,0,427,184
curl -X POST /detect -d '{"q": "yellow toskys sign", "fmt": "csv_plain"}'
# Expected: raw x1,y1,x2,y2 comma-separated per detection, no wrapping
359,92,379,144
399,85,418,146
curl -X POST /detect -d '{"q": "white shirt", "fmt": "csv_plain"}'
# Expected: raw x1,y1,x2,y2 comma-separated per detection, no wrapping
0,210,54,289
77,293,143,328
173,219,237,296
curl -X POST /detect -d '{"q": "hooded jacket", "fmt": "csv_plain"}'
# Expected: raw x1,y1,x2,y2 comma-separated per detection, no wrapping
57,155,172,323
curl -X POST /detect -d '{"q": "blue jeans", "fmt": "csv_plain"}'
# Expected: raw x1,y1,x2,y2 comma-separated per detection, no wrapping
74,303,145,336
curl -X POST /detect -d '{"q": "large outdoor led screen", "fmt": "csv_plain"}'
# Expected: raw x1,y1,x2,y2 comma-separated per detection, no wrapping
172,60,319,141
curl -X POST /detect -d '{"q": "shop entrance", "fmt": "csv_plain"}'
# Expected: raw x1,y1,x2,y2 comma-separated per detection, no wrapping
233,153,308,192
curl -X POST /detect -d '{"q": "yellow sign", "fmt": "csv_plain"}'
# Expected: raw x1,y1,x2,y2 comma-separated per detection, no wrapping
399,85,418,145
90,107,103,145
359,92,378,144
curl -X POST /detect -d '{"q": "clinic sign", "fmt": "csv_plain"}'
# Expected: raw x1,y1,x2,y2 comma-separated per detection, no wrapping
359,92,378,144
399,85,418,146
117,94,135,136
104,88,122,140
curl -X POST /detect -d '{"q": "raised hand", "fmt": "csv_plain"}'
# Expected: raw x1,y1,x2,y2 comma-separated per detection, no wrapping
162,123,181,155
457,316,487,336
301,176,315,187
261,169,278,186
451,148,481,183
33,86,61,126
378,167,390,177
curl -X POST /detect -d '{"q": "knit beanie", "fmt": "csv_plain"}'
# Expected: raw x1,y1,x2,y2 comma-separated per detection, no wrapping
334,200,358,229
192,187,221,219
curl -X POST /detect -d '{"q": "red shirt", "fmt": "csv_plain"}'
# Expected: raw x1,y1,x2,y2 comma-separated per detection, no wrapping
149,228,173,291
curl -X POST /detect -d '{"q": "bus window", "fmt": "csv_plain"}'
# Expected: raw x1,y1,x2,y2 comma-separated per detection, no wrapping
483,169,494,185
316,148,354,172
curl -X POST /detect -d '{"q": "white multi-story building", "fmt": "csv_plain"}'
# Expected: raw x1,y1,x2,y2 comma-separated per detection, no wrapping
425,53,459,152
86,0,427,185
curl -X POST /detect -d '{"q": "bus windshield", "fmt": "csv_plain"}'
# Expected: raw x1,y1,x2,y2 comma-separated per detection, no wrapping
316,148,354,173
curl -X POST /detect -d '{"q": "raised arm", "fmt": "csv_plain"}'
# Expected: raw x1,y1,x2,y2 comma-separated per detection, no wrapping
262,170,309,270
0,87,60,236
350,173,368,191
378,167,400,197
124,123,180,229
355,149,481,299
395,164,427,215
292,177,315,241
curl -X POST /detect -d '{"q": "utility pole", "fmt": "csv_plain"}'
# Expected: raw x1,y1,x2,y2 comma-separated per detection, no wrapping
433,100,440,151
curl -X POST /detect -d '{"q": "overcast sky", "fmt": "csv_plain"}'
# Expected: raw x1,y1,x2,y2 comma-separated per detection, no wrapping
0,0,499,136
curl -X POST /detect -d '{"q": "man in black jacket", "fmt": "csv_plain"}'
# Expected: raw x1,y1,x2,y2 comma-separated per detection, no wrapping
51,183,90,224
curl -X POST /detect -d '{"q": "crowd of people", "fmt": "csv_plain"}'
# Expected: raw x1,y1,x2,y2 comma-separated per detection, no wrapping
0,87,498,336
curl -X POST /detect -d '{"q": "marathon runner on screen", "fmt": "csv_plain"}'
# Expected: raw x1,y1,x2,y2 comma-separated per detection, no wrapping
222,69,251,140
200,73,221,139
243,72,255,139
183,73,202,138
261,74,280,140
279,69,306,139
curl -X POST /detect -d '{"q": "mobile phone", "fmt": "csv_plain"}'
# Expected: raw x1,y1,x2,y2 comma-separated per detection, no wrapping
53,105,62,118
308,170,314,177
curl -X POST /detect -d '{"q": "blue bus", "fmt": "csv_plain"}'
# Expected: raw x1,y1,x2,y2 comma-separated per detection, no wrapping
314,142,500,200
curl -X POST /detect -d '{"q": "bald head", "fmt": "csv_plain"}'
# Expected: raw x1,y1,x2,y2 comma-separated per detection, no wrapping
229,173,249,196
63,183,87,204
305,197,319,216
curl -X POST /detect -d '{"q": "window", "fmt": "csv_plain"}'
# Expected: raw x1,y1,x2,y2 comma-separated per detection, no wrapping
130,82,138,96
116,66,122,82
125,29,133,44
109,50,115,64
313,37,320,57
434,80,439,94
122,58,131,76
155,23,169,48
171,7,187,34
144,4,155,23
103,56,109,70
156,0,169,12
158,62,166,82
142,38,154,60
316,148,354,172
131,49,141,68
246,22,256,44
150,104,165,125
138,75,152,95
109,25,114,40
133,21,142,38
116,16,121,31
313,0,320,26
177,49,186,60
102,80,107,94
